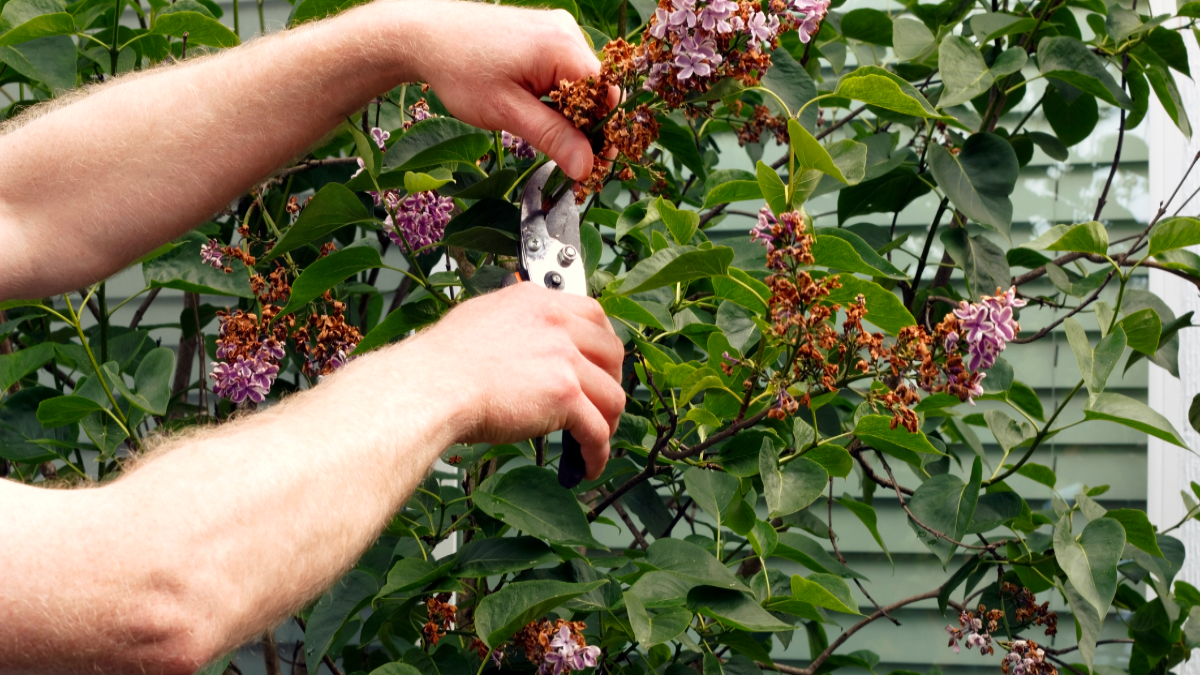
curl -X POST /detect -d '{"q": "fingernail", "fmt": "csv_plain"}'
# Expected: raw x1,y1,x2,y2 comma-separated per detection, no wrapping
566,149,590,181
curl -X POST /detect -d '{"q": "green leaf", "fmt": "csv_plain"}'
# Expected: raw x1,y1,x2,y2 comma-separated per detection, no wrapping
452,536,561,577
759,47,818,127
657,117,707,179
644,538,750,590
0,11,73,46
789,118,847,184
265,184,374,260
304,570,379,675
1015,462,1056,488
382,117,491,172
1007,381,1045,421
990,47,1028,77
841,8,893,45
1117,308,1162,356
36,394,105,428
403,170,454,194
853,414,943,466
1084,391,1188,448
816,229,906,280
1064,318,1126,397
0,342,53,392
1044,85,1099,147
498,0,578,18
713,268,770,314
353,297,442,354
1026,131,1069,161
893,17,935,61
835,66,942,118
1063,580,1104,672
748,519,779,558
377,557,455,596
619,245,734,295
625,592,692,647
759,442,828,518
836,494,891,563
601,295,668,331
114,347,175,416
1038,36,1134,109
938,36,994,107
278,245,383,316
1054,514,1125,617
704,180,763,208
150,11,239,47
791,573,859,614
1105,509,1163,558
773,531,866,579
474,466,605,548
806,445,852,478
657,198,700,245
756,161,787,216
928,133,1019,236
984,410,1035,454
1143,60,1192,138
908,456,982,565
143,233,253,298
0,386,77,462
683,465,739,522
940,229,1011,300
286,0,368,26
687,586,792,631
822,275,915,335
1043,221,1109,255
475,579,608,648
1149,217,1200,256
0,34,75,92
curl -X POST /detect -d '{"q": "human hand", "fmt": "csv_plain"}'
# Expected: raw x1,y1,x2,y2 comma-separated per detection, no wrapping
410,283,626,480
402,2,605,181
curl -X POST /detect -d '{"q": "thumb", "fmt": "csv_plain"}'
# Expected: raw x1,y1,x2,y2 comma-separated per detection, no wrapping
506,93,595,181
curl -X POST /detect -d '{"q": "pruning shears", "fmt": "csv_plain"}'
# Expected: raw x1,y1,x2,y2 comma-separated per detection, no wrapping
502,160,589,488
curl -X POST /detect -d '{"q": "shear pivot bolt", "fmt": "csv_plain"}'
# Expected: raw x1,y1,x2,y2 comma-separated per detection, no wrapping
558,245,578,267
544,271,564,289
527,237,542,252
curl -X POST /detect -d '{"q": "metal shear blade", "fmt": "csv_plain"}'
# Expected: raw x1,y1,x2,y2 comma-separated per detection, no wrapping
519,161,588,297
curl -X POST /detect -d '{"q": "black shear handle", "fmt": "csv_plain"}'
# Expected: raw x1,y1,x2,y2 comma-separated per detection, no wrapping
501,272,589,489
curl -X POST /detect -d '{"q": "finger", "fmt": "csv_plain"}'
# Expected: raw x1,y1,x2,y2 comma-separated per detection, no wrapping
564,313,624,381
505,94,595,181
565,388,615,481
576,358,627,433
550,291,612,330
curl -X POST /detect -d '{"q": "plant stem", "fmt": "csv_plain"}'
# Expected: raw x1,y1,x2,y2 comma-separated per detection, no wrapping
984,378,1084,486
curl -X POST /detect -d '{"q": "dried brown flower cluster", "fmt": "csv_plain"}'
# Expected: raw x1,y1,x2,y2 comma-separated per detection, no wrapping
1003,582,1058,637
422,594,457,647
513,618,589,666
735,103,790,146
291,292,362,377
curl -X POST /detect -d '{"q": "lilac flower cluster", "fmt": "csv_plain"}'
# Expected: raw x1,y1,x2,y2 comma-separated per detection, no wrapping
750,205,780,251
371,127,390,151
211,340,284,405
647,0,771,84
946,611,993,655
200,239,224,269
541,626,601,675
1004,641,1048,675
501,131,537,160
384,190,454,251
789,0,830,42
946,286,1027,371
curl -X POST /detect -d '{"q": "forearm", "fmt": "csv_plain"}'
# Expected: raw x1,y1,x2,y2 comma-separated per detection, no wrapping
0,1,433,300
0,333,465,673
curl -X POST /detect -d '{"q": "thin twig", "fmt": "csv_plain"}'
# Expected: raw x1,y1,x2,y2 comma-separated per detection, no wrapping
848,441,914,495
827,477,898,625
800,588,946,675
128,287,160,330
602,487,650,550
1010,271,1115,344
876,451,998,551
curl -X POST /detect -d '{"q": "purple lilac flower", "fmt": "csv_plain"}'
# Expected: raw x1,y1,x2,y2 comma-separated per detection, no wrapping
409,104,432,123
789,0,830,42
644,62,672,91
668,0,698,29
541,627,602,675
211,353,279,405
370,127,390,151
746,12,774,44
750,205,778,252
385,191,454,251
501,130,537,160
698,0,738,32
200,239,224,269
673,36,721,79
951,286,1026,371
945,611,991,655
649,7,673,38
351,157,366,179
